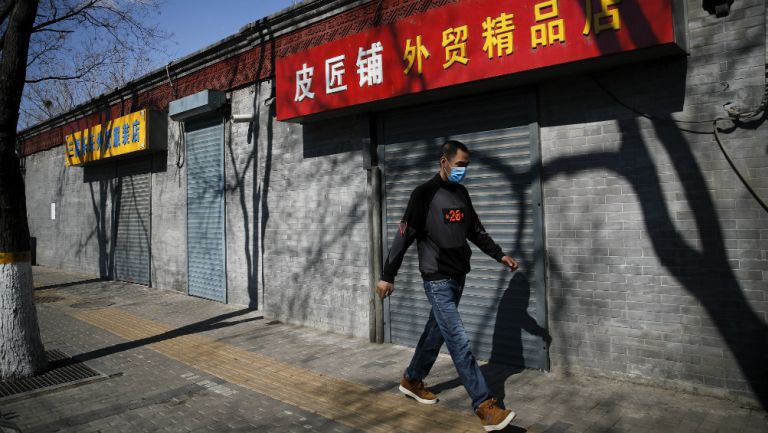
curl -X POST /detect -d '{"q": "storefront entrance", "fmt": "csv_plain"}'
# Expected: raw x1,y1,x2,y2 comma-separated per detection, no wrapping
113,157,152,285
380,90,549,369
186,116,227,303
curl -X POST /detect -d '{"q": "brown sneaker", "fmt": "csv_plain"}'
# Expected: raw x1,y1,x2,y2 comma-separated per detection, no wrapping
398,376,438,404
475,398,516,431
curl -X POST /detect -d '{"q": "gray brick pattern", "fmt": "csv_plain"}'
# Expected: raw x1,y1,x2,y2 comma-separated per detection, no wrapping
25,80,371,338
227,81,371,336
151,123,187,294
24,150,114,277
24,120,187,294
539,0,768,403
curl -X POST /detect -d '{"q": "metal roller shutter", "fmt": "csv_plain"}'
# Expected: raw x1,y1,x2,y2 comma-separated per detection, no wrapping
186,116,227,303
114,158,152,285
381,90,548,370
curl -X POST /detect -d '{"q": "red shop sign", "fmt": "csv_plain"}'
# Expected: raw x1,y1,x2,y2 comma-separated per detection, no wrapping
276,0,682,121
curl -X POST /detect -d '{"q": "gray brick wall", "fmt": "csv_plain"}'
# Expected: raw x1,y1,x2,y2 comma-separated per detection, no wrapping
24,150,112,276
226,86,261,308
24,120,187,293
227,81,371,337
24,80,371,338
539,0,767,403
150,121,187,293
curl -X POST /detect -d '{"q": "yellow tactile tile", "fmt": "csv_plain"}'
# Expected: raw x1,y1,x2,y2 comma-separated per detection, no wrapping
72,307,484,433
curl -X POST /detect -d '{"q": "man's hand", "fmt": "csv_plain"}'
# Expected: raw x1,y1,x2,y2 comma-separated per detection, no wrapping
500,255,519,272
376,280,394,299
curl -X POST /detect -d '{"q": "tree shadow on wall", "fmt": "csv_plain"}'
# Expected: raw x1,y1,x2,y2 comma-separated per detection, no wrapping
82,153,166,283
427,55,767,410
225,21,276,310
537,61,768,409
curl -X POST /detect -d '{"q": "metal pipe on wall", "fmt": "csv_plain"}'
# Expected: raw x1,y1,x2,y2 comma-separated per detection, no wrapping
362,113,384,344
370,165,384,344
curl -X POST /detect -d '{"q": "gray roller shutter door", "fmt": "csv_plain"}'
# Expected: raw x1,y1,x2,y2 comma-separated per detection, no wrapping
381,90,548,370
186,116,227,303
114,158,152,285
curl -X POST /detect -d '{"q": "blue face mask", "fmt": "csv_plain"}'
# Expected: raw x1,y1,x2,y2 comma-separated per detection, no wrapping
446,166,467,184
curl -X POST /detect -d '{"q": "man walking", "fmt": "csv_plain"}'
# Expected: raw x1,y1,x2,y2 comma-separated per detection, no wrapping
376,140,519,432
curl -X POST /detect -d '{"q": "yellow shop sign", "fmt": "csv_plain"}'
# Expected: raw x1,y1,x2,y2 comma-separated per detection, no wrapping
65,109,165,166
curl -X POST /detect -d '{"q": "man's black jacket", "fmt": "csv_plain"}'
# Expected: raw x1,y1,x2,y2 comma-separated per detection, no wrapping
381,174,505,283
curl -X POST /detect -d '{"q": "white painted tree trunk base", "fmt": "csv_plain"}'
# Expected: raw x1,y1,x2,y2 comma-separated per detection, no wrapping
0,261,47,380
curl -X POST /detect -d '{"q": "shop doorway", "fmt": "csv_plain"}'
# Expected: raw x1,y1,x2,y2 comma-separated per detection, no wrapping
113,158,152,285
379,90,549,370
186,116,227,303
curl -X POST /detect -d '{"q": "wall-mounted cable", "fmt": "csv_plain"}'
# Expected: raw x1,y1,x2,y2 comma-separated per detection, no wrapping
592,74,768,214
165,61,185,183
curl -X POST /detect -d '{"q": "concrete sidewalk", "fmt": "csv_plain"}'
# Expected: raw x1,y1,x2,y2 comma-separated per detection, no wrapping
0,266,765,433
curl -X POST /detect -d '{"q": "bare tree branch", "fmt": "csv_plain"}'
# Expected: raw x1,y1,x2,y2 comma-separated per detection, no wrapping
31,0,97,32
26,36,56,66
33,27,71,34
25,74,83,83
18,0,169,127
25,56,103,83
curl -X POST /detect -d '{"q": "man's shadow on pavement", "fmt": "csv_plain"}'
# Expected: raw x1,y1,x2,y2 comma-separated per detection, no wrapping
431,272,551,413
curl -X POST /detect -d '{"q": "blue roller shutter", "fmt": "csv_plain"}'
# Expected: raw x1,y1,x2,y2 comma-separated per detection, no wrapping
186,116,226,303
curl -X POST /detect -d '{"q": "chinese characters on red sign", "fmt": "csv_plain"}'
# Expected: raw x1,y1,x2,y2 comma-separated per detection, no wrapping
276,0,679,120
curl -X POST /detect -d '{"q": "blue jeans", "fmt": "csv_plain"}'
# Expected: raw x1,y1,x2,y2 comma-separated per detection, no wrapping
404,277,491,410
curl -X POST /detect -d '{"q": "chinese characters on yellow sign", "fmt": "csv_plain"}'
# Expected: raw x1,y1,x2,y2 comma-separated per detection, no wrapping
65,109,148,167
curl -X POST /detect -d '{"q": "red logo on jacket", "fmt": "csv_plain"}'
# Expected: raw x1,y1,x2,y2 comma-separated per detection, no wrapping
443,208,465,224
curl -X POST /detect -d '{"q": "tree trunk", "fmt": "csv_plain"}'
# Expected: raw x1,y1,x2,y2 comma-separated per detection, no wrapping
0,0,46,380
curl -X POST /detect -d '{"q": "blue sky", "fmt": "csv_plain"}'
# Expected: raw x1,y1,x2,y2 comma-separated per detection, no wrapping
154,0,297,65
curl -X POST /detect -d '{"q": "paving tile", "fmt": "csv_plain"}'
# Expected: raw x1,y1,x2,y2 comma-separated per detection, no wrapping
7,266,766,433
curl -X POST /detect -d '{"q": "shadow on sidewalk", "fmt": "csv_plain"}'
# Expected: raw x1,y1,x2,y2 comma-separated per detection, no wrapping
429,363,524,401
66,309,262,366
35,278,106,291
